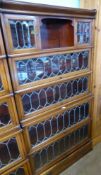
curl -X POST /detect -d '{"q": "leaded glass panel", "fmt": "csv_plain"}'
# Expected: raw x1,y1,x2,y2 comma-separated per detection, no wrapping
32,124,89,170
9,20,35,49
22,77,89,114
16,51,89,85
28,103,89,146
0,103,11,128
0,138,20,168
77,22,90,44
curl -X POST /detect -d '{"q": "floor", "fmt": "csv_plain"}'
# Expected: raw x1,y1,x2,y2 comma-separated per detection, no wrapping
60,143,101,175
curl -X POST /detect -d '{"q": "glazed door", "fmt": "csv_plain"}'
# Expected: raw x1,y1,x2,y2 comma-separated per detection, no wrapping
2,15,41,55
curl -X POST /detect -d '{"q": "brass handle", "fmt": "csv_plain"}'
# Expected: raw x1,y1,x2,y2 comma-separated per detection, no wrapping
61,106,66,110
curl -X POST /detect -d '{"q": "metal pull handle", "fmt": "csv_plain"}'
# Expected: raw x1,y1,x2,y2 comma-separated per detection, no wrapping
61,106,66,110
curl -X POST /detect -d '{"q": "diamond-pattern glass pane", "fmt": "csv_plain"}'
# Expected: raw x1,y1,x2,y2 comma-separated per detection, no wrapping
0,76,3,91
28,103,89,147
22,76,89,114
0,138,20,168
9,20,35,49
9,167,25,175
16,51,89,85
77,22,90,44
0,103,11,128
32,124,89,170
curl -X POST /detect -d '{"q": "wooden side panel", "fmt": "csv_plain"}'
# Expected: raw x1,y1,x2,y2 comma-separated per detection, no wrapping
80,0,101,146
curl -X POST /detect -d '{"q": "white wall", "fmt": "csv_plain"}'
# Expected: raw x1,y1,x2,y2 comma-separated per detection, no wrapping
16,0,80,8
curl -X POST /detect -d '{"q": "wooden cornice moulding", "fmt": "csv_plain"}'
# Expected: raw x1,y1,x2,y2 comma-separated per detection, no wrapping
0,0,96,18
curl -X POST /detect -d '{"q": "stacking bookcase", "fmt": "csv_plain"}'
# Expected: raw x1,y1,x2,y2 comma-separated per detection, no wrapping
0,1,96,174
